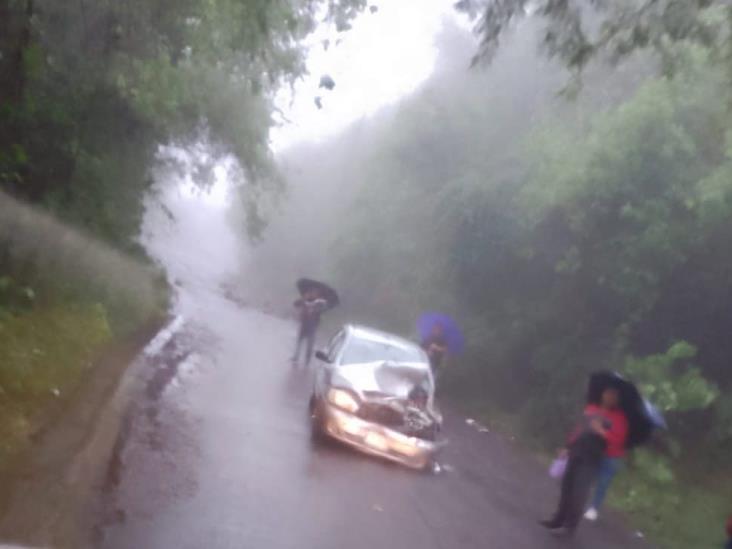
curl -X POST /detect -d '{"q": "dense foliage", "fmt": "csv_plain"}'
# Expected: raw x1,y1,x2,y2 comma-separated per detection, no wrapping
0,0,366,342
326,36,732,437
260,20,732,547
0,0,363,473
460,0,729,79
0,0,364,246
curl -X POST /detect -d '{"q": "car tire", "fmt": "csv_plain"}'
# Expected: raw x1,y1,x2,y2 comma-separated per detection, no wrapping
309,395,325,442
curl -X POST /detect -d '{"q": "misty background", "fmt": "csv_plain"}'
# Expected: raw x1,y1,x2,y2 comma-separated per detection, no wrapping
232,14,732,548
2,1,732,547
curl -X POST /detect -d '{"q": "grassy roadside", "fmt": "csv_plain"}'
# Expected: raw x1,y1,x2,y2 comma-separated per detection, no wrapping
609,465,730,549
0,304,169,548
0,193,170,486
455,398,730,549
0,304,112,471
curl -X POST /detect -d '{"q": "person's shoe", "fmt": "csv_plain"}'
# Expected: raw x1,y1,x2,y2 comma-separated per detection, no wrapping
584,507,599,521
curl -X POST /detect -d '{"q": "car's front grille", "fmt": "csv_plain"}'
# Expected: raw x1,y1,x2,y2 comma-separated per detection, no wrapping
358,402,403,427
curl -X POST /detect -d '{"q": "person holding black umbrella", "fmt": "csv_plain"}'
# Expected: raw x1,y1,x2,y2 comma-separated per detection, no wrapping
542,371,664,537
584,371,668,521
583,392,630,522
292,278,339,367
541,385,628,537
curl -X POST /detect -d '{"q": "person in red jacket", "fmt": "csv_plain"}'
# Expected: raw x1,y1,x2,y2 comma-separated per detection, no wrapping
541,386,628,536
584,397,629,521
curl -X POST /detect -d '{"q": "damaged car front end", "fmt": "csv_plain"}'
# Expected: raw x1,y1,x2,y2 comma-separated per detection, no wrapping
310,325,443,470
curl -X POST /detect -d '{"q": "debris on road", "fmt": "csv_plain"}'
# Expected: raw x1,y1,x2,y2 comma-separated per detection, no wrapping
372,504,383,512
466,417,492,434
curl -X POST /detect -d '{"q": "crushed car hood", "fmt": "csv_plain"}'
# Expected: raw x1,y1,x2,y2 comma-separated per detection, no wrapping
332,361,433,400
333,361,441,440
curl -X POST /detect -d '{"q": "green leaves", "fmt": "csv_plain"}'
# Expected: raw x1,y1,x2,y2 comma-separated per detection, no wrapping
1,0,367,243
469,0,729,84
0,276,36,314
625,341,719,413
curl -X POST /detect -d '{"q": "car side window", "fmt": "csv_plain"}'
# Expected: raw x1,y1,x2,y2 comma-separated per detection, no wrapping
327,330,346,363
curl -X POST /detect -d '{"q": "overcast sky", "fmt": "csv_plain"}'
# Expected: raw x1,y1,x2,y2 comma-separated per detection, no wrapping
187,1,468,207
270,0,469,153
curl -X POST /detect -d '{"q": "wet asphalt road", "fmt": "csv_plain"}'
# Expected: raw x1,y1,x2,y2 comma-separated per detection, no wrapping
95,289,652,549
95,176,654,548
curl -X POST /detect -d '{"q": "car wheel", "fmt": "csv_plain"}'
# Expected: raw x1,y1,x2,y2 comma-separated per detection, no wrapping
309,395,325,442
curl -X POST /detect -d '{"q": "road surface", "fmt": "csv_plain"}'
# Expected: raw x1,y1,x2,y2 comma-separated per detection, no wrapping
93,292,651,549
92,174,653,549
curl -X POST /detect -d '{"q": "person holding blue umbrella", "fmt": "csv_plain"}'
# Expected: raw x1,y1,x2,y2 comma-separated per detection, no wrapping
417,313,464,377
422,323,449,372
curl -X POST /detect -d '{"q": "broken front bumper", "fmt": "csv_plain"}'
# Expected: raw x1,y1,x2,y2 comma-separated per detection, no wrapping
322,404,438,470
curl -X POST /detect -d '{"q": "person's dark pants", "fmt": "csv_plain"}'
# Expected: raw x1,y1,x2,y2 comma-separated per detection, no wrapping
549,433,605,532
552,454,601,531
292,325,316,365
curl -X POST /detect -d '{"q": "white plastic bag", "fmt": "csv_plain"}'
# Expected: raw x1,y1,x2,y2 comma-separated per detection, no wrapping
548,456,567,479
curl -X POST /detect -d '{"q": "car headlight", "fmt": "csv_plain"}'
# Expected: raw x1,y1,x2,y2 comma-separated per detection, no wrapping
327,388,359,413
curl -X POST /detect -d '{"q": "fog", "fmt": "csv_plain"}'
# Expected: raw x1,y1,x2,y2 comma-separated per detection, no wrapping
0,190,163,330
2,2,732,547
235,20,566,321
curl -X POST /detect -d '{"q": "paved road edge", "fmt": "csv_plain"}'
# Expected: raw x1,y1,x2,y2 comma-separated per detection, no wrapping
0,314,180,549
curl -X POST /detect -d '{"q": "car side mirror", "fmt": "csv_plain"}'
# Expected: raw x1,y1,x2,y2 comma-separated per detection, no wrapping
315,350,331,363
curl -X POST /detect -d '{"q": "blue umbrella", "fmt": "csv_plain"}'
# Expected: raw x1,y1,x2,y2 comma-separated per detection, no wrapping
417,312,465,355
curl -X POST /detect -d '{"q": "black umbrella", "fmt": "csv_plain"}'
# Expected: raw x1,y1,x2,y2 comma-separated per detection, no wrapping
587,370,666,449
296,278,340,309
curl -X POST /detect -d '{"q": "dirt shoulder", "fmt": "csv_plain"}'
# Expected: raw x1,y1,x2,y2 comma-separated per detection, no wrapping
0,316,169,549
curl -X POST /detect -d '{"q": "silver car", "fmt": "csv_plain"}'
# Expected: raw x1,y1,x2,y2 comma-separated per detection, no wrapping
309,324,442,470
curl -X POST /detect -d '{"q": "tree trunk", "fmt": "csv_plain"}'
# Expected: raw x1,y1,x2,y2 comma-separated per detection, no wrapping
12,0,34,103
0,0,34,106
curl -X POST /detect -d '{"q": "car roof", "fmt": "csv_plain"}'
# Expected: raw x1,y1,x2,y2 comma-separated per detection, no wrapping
344,324,429,364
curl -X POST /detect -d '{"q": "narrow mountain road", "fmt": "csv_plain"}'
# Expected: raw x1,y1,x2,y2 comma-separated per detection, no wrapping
93,285,651,549
92,172,653,549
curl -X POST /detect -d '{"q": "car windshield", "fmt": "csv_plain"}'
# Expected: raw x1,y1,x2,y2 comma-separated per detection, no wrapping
341,336,425,365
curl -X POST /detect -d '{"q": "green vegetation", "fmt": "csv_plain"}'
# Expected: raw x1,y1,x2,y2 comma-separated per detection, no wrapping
3,0,732,545
0,193,167,473
0,304,111,466
263,19,732,547
462,0,727,79
0,0,364,473
1,0,366,243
